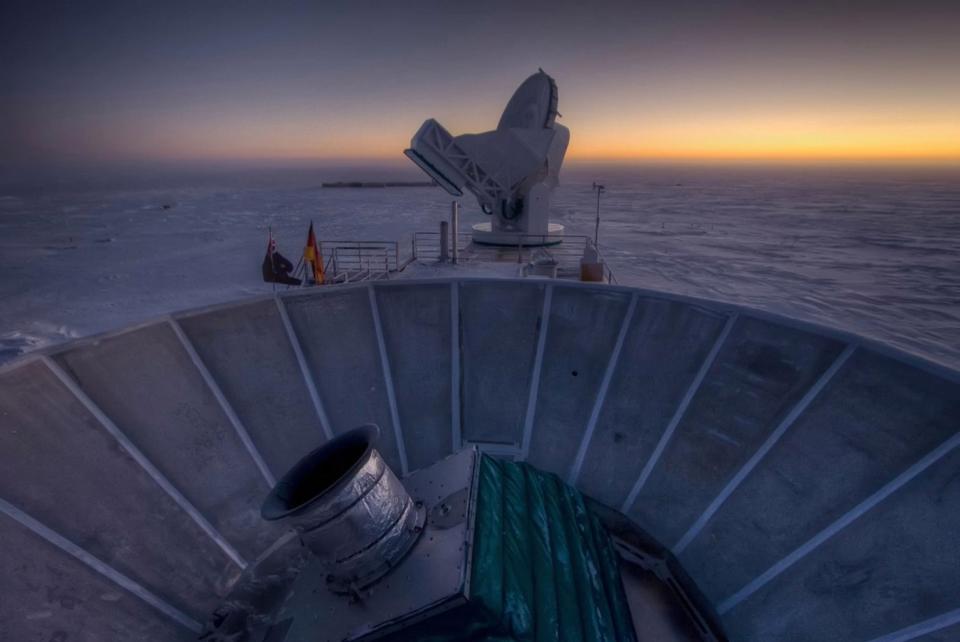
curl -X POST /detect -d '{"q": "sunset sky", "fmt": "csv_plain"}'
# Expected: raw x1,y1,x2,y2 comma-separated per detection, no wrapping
2,0,959,168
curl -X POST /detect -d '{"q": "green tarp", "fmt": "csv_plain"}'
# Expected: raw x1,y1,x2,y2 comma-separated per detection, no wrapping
403,455,636,641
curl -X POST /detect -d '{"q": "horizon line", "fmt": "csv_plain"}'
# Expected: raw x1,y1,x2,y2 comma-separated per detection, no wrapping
4,155,959,171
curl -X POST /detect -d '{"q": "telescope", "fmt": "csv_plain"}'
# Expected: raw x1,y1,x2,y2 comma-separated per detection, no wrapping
405,69,570,245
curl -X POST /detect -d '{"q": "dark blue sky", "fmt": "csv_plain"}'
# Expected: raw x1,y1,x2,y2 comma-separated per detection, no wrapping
2,0,958,168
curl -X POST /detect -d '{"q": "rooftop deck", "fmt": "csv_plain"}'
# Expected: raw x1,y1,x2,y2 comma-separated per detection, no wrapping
315,232,616,285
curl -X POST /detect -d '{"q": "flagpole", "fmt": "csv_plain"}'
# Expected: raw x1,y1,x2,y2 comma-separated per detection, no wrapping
292,257,304,287
269,226,276,294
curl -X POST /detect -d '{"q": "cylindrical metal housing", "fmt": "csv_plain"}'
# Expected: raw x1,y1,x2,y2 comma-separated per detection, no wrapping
261,425,423,594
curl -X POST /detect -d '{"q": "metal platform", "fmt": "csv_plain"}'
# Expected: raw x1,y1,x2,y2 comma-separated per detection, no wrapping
302,233,616,285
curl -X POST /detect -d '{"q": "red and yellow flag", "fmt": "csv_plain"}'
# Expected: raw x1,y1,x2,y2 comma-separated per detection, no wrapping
303,222,325,284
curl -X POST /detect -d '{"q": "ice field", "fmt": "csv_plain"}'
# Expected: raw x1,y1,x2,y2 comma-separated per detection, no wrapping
1,163,958,367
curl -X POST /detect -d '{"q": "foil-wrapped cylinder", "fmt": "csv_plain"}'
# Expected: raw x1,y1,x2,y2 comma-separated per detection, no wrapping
261,425,423,594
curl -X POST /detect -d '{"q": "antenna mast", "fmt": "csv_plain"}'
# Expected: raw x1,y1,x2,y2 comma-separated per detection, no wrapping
592,181,605,247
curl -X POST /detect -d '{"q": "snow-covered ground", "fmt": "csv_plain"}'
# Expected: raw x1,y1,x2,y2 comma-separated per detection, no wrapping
1,164,958,368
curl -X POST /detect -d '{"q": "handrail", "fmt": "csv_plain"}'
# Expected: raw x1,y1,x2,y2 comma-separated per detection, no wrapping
318,240,399,283
309,232,616,285
319,240,404,246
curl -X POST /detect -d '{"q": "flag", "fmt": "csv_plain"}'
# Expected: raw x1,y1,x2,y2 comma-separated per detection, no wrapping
262,228,277,283
303,222,325,285
262,227,301,286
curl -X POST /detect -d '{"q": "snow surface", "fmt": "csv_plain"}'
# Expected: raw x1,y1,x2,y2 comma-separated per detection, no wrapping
1,164,958,368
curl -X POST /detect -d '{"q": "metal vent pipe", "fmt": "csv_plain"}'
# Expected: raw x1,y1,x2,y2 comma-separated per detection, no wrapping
261,425,424,594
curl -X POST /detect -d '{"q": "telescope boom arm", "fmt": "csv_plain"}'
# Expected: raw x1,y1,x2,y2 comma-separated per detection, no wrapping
404,119,512,212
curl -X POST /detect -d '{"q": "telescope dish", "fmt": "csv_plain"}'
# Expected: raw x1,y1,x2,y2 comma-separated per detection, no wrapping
498,70,559,130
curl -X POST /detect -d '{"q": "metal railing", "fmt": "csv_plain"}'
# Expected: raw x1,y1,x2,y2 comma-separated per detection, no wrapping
302,233,617,285
411,232,473,259
318,240,402,283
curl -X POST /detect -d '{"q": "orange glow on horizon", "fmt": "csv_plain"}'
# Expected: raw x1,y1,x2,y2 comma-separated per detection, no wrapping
7,2,960,170
566,119,960,163
97,108,960,166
